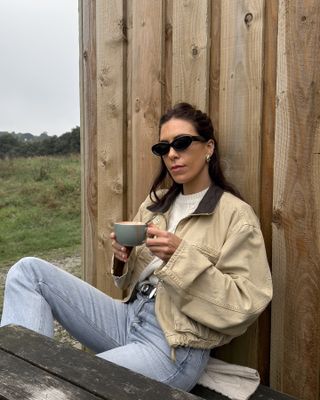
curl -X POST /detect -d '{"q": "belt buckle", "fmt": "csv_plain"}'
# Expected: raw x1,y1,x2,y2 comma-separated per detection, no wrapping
139,283,157,299
140,283,150,295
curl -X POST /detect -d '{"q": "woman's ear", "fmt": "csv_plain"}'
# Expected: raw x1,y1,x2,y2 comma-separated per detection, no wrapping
207,139,215,157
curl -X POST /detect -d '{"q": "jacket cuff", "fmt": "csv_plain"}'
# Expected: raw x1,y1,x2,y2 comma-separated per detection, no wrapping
111,255,129,287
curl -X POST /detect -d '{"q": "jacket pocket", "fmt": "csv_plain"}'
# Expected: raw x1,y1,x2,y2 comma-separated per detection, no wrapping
192,243,220,265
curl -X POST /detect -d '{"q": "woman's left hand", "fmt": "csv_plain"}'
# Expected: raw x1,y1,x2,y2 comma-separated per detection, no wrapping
146,224,182,262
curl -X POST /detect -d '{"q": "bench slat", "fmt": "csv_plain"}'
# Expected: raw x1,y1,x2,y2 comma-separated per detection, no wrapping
0,325,201,400
0,325,297,400
0,349,101,400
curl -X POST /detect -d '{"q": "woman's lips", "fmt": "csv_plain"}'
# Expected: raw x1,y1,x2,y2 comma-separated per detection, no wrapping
171,165,185,172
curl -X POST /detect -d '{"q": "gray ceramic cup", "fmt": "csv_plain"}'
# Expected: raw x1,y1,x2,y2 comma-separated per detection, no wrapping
114,221,147,247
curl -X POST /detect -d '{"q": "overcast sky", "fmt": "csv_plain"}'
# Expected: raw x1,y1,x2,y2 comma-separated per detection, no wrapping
0,0,80,136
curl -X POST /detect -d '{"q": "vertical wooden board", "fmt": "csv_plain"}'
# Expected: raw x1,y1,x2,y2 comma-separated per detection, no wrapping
219,0,264,213
172,0,210,111
260,0,278,260
79,0,98,286
257,0,279,385
164,0,173,110
96,0,125,296
214,0,265,372
209,0,221,136
270,1,320,399
126,0,134,220
130,0,165,216
270,6,289,384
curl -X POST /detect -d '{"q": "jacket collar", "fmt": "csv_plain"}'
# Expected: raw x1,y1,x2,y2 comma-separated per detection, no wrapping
193,184,224,214
149,184,224,215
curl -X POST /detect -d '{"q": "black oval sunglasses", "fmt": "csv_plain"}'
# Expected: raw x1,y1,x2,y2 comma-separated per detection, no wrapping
151,135,206,157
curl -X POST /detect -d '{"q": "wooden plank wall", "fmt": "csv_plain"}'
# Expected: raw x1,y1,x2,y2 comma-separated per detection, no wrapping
79,0,98,287
214,0,266,374
130,0,165,214
270,1,320,399
80,1,320,398
172,0,210,110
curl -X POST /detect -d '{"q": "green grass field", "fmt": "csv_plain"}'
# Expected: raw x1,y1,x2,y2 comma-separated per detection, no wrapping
0,155,81,267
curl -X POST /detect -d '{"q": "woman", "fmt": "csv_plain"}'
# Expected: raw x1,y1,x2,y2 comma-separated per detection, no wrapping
0,103,272,391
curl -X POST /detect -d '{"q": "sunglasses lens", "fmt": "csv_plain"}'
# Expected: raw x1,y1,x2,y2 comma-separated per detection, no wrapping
171,136,193,151
152,142,169,156
151,136,198,156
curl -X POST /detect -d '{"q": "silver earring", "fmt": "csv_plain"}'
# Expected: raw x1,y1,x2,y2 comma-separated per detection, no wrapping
206,154,211,163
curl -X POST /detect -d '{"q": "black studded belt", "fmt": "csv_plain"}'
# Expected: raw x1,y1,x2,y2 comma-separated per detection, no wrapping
136,283,157,299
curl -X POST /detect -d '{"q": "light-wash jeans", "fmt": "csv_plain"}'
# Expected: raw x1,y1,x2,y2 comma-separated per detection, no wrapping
0,257,210,391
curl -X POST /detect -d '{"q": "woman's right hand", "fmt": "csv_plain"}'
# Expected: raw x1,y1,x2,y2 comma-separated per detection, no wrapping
110,232,132,262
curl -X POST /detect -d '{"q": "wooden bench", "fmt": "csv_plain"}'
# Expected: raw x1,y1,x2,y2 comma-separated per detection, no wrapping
0,325,297,400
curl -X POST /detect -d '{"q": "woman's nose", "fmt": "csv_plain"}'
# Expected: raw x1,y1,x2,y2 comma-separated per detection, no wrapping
167,146,179,159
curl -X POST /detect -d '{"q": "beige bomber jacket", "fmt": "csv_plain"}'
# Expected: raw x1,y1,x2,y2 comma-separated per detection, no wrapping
112,185,273,350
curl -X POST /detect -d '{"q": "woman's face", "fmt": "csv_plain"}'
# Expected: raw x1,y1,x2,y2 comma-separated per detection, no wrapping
159,118,214,194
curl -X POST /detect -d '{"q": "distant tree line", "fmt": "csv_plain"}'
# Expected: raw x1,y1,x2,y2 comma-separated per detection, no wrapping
0,127,80,159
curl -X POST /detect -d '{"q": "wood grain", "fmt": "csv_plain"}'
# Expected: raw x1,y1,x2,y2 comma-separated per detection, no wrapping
172,0,210,111
209,0,221,137
218,0,264,213
0,325,201,400
0,350,99,400
164,0,173,110
130,0,165,216
79,0,98,287
126,0,133,221
96,0,125,296
270,1,320,399
214,0,265,372
257,0,279,385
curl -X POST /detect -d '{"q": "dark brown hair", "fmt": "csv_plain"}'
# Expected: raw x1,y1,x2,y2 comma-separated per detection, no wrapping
149,102,242,211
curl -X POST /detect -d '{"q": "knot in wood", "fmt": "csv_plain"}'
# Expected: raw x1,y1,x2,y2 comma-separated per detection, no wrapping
118,18,127,41
191,45,199,57
272,208,283,228
135,98,141,113
100,150,111,168
112,180,123,195
118,18,125,30
106,102,118,118
99,66,111,88
244,13,253,27
165,23,172,39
